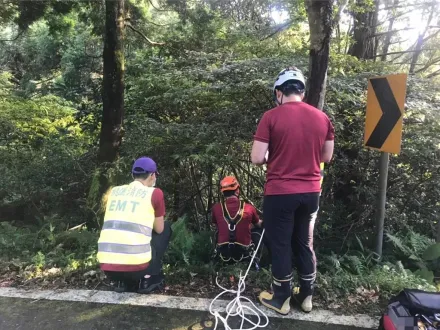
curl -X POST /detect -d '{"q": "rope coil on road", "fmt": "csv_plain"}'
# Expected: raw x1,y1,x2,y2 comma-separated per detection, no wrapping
209,229,269,330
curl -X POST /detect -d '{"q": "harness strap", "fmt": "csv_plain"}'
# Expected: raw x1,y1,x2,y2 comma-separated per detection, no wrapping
221,200,245,245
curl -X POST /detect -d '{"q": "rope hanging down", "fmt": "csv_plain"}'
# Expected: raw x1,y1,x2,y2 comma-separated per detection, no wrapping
209,229,269,330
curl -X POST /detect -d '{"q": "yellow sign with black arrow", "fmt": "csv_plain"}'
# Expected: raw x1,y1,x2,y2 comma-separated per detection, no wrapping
364,73,407,155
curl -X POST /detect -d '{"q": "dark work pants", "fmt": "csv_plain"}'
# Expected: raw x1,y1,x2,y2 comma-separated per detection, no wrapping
263,193,319,294
105,221,172,283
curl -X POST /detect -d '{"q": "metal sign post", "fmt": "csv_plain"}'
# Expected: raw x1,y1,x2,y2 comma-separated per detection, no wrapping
375,152,390,257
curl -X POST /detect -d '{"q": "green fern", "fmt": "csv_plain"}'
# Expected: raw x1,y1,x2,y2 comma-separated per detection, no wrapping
386,232,412,257
408,231,434,256
344,255,365,275
165,217,196,266
322,253,341,271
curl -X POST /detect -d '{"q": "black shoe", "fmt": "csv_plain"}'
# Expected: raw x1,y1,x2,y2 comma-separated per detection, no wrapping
137,275,164,294
114,281,128,293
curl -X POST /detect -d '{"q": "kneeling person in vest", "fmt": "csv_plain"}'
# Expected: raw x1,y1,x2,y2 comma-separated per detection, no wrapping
97,157,172,294
211,176,262,263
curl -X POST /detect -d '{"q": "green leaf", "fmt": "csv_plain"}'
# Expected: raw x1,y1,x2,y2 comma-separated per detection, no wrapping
414,268,434,283
422,243,440,261
355,235,364,252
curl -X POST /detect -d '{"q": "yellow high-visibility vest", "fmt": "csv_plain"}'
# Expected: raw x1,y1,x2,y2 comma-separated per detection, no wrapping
97,181,155,265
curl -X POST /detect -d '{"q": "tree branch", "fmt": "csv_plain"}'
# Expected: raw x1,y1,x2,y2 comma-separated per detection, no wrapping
389,38,409,45
381,1,438,11
390,62,425,65
125,17,171,27
375,48,440,58
415,57,440,73
427,68,440,78
423,29,440,43
375,10,414,27
371,27,414,38
125,22,165,46
259,20,293,41
148,0,173,12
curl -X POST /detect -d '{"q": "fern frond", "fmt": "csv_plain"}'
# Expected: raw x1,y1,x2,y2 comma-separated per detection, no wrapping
326,253,341,270
386,232,411,256
345,255,364,275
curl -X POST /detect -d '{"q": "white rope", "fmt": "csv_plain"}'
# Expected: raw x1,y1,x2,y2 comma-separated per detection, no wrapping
209,229,269,330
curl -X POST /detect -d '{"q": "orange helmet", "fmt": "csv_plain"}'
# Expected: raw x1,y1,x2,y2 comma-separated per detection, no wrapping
220,176,240,192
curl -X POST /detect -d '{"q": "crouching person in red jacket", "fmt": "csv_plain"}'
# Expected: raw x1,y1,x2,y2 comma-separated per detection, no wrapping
211,176,263,264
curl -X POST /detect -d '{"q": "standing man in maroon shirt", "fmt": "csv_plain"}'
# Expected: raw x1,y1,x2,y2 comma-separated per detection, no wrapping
211,176,262,263
251,67,334,315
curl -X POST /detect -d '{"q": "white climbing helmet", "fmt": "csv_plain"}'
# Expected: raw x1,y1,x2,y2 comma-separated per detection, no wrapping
272,67,306,96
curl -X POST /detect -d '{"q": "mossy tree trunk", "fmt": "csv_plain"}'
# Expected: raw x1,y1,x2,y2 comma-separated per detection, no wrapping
304,0,334,110
88,0,125,228
348,0,379,60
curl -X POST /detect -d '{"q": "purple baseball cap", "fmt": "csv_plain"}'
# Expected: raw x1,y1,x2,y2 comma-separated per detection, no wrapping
132,157,159,175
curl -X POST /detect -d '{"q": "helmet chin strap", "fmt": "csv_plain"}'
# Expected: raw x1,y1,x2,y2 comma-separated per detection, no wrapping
276,94,283,105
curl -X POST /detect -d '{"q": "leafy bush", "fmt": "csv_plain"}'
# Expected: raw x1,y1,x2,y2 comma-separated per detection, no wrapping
319,263,436,299
386,230,440,284
0,222,98,274
0,87,96,226
0,222,40,259
164,217,213,267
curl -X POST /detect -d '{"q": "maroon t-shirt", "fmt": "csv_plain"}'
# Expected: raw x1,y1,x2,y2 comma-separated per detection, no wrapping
211,197,260,246
254,101,335,195
100,187,166,272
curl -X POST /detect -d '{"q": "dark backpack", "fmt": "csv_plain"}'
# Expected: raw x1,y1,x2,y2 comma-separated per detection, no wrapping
379,289,440,330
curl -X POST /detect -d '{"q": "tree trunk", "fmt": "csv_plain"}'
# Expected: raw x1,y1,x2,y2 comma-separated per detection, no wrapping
98,0,125,165
206,165,213,225
304,0,334,110
348,0,379,60
172,160,181,222
437,217,440,243
87,0,125,227
381,0,399,61
335,0,349,54
409,5,435,73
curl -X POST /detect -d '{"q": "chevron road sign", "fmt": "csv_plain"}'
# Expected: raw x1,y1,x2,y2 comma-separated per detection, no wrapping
364,73,407,155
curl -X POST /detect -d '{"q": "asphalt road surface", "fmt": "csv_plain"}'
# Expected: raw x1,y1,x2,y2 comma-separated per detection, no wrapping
0,297,376,330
